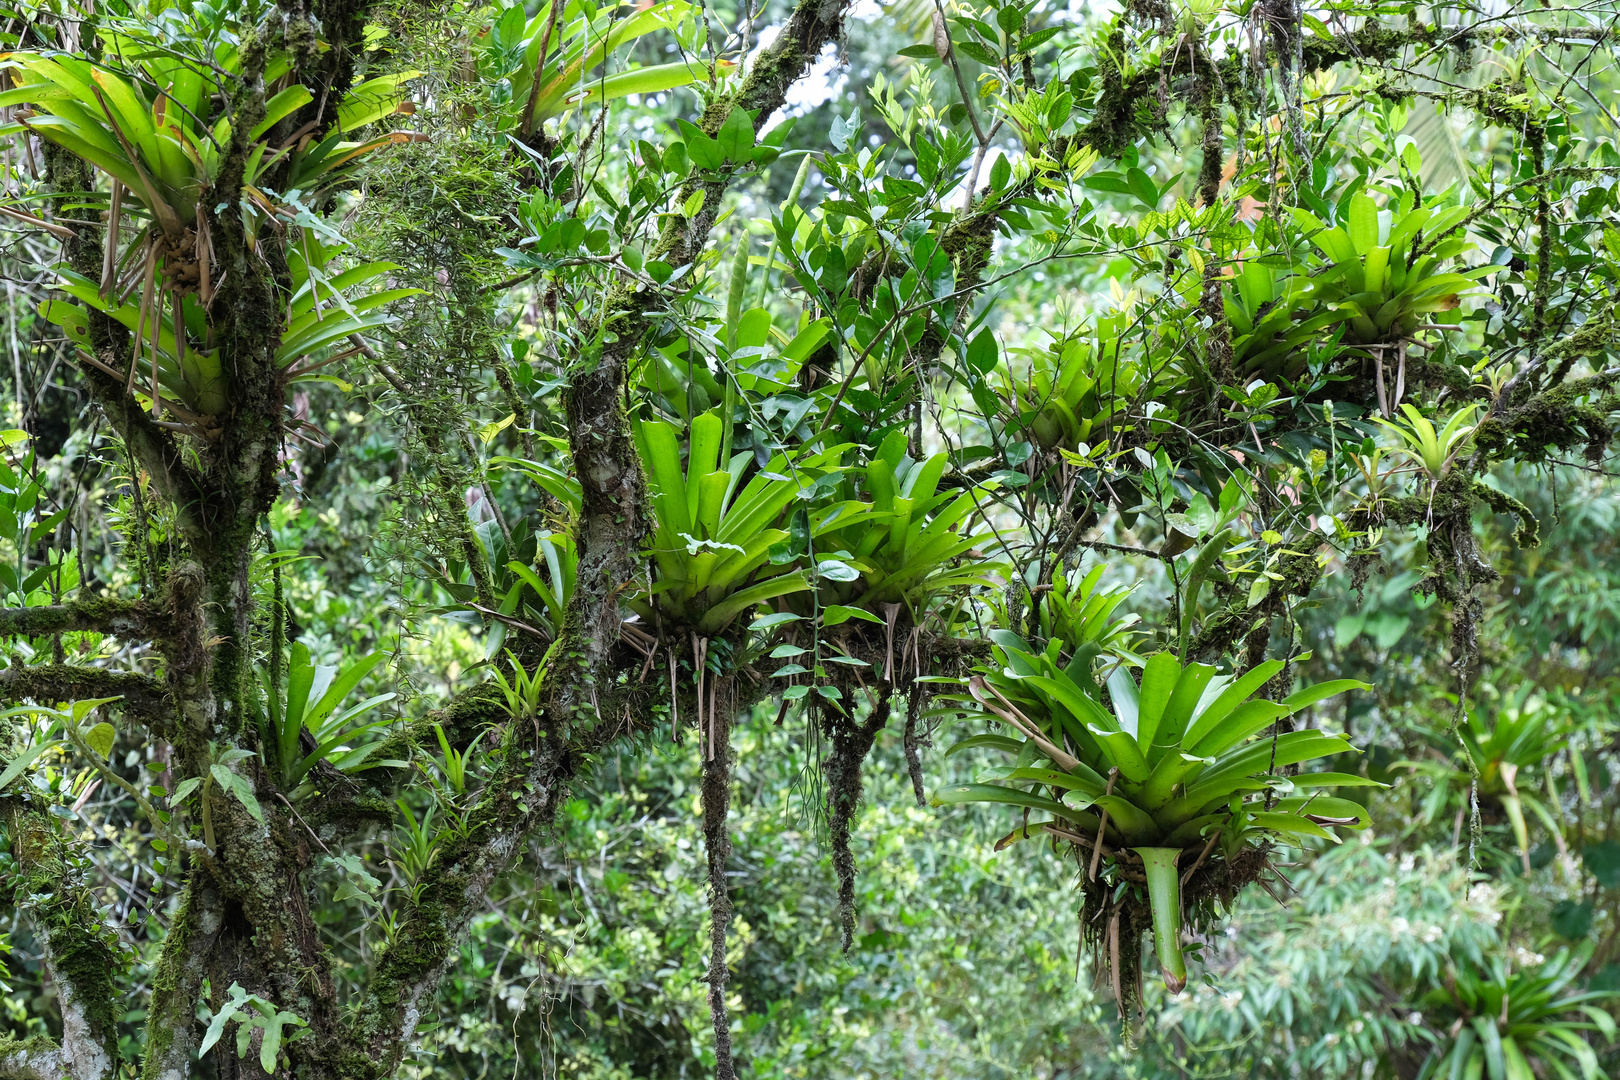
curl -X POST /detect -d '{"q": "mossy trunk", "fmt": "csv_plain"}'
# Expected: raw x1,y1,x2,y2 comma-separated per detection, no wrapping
5,802,122,1080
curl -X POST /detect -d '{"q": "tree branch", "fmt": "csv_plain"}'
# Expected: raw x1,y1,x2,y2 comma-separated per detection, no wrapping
139,876,224,1080
0,665,175,728
0,1036,66,1080
0,597,173,640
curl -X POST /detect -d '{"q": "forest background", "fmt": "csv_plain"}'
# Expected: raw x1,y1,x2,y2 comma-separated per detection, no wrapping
0,1,1619,1079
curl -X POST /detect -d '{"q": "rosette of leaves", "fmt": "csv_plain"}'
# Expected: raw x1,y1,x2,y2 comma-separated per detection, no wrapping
1402,691,1568,874
632,412,857,634
934,634,1372,999
1225,256,1345,380
421,450,587,659
1023,562,1142,658
259,643,400,798
0,45,419,247
639,309,833,422
3,35,422,431
1414,946,1618,1080
1293,190,1499,346
996,314,1140,452
42,250,416,429
427,517,581,660
796,431,1003,622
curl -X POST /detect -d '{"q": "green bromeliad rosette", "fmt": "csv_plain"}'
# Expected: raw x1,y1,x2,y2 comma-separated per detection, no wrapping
932,629,1377,1011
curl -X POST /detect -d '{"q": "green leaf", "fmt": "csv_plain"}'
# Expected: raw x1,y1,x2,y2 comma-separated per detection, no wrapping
212,764,265,825
686,133,722,170
749,613,802,631
955,39,999,67
570,62,713,112
815,559,862,582
249,85,314,140
716,105,755,163
988,152,1011,191
930,782,1074,819
1125,166,1159,208
1280,678,1370,711
965,328,999,374
199,994,238,1056
946,734,1025,757
822,604,884,626
332,879,379,907
681,189,705,218
0,730,62,792
477,413,516,445
1246,811,1340,842
335,71,421,133
83,721,115,759
69,696,123,723
261,1018,282,1074
1246,574,1271,607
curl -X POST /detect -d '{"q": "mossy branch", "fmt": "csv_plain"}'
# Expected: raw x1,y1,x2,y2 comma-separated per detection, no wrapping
1473,483,1541,549
824,688,892,951
702,699,737,1080
0,1035,66,1080
0,598,172,640
4,802,122,1080
1475,366,1620,466
0,665,175,729
138,876,224,1080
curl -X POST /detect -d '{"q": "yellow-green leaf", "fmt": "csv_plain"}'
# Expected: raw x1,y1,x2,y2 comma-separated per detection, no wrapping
478,413,516,444
85,722,116,759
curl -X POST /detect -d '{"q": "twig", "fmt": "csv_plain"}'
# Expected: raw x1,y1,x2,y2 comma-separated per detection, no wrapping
1180,827,1222,887
1088,768,1118,882
276,792,332,855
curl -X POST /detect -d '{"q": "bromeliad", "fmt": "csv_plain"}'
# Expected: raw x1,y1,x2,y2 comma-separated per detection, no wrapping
935,631,1374,1000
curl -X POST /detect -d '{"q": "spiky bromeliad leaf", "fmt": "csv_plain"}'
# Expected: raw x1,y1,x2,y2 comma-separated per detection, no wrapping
477,0,723,135
934,631,1373,991
996,311,1140,452
803,430,1006,619
260,642,400,796
631,412,861,634
1293,192,1502,345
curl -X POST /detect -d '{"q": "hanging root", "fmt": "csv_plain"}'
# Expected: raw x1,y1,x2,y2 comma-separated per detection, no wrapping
824,684,893,951
701,689,735,1080
903,680,928,807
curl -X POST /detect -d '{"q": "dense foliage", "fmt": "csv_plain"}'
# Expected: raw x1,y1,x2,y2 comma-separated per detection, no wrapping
0,0,1618,1078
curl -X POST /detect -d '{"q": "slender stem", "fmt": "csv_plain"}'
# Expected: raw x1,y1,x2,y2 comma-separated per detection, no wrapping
60,708,173,850
960,118,1004,211
755,156,812,311
932,1,986,146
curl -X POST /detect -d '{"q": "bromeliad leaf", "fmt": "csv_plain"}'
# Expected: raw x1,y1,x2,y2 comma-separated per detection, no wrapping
939,622,1373,993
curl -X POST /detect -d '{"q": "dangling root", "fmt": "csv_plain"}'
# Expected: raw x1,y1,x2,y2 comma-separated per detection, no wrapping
902,680,928,807
700,685,736,1080
824,684,893,952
